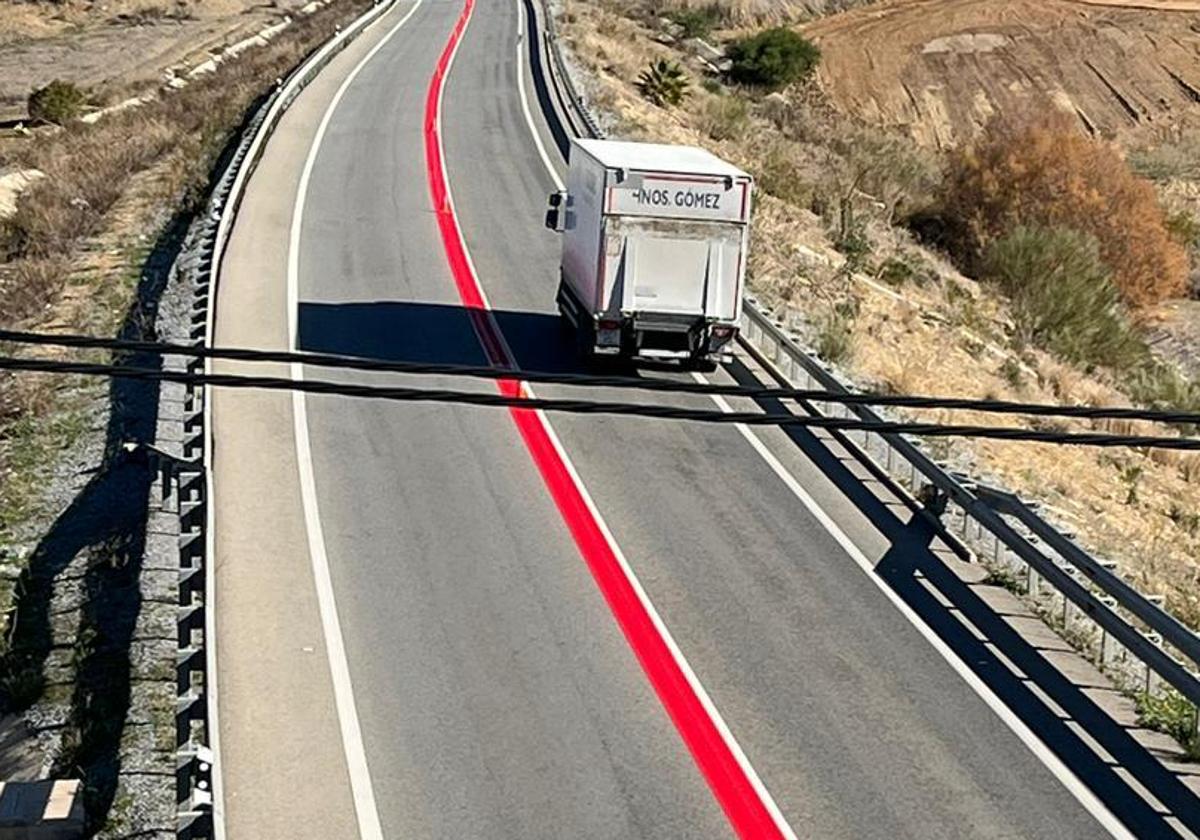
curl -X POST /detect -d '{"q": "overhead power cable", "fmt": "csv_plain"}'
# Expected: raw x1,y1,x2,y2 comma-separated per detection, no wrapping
1,354,1197,450
1,328,1197,428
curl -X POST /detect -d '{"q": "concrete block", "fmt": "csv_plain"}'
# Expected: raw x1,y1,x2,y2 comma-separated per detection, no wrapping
0,779,84,839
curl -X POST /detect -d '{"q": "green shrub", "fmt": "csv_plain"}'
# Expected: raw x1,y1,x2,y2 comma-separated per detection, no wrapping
981,225,1145,369
726,28,820,90
636,59,692,108
27,80,87,125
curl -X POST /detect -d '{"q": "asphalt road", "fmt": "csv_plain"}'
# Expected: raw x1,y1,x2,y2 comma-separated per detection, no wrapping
211,0,1197,837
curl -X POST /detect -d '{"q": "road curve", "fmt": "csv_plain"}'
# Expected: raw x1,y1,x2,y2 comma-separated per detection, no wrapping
211,0,1196,837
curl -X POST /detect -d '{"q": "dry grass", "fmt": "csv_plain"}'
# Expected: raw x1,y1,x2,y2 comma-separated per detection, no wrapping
564,0,1200,629
0,0,376,524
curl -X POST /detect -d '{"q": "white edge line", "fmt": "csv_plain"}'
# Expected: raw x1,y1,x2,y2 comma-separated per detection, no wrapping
481,4,800,837
695,373,1134,840
283,3,424,839
203,1,402,836
515,3,564,193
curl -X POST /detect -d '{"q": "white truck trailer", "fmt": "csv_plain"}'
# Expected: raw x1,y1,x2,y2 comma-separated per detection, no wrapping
546,139,753,368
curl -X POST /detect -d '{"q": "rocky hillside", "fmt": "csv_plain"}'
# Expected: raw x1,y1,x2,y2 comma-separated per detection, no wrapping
803,0,1200,148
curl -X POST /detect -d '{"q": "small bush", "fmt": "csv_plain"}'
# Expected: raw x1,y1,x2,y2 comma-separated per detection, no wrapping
27,80,87,125
1165,209,1200,249
981,225,1146,369
942,111,1189,309
1129,131,1200,182
998,357,1024,389
697,94,748,141
757,143,812,205
669,5,724,39
833,197,871,272
0,257,72,325
814,305,854,363
636,59,692,108
875,257,916,287
726,28,820,90
1126,362,1200,430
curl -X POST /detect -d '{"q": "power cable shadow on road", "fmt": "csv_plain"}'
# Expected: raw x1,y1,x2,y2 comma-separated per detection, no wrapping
723,358,1200,838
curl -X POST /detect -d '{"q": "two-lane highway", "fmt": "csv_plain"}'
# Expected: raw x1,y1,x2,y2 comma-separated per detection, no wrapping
210,0,1166,836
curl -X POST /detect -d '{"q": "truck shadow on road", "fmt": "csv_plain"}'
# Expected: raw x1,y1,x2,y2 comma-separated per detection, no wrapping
723,359,1200,838
297,299,613,376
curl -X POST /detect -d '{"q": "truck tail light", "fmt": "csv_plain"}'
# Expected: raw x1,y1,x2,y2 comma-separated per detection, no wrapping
598,318,622,332
708,324,737,350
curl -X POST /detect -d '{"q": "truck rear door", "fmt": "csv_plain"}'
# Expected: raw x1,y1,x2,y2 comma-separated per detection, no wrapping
606,219,741,318
602,171,750,320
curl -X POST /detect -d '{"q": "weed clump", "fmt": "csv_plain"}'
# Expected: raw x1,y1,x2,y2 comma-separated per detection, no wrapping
1136,688,1200,760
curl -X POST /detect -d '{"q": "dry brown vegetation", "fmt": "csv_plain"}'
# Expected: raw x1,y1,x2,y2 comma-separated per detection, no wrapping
941,111,1189,309
562,0,1200,627
0,0,327,121
0,0,374,519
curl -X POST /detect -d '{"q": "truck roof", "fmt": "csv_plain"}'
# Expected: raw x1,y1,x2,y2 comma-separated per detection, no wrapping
573,138,750,180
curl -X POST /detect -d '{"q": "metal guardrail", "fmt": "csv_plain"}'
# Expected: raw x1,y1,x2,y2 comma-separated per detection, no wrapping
538,0,604,140
532,4,1200,719
178,1,402,837
738,298,1200,709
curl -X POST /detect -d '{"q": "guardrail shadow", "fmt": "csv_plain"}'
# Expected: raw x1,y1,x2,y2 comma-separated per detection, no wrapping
723,358,1200,837
0,209,190,832
297,299,613,376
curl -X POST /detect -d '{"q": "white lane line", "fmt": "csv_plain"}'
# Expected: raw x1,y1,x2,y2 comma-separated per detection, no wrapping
694,373,1133,840
285,3,424,838
514,1,564,192
508,0,1132,829
502,5,798,836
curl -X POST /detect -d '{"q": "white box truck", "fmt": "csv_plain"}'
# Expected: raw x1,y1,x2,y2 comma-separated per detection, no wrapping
546,139,753,368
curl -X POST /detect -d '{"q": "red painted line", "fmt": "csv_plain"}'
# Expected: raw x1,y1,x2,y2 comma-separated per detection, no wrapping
423,3,788,837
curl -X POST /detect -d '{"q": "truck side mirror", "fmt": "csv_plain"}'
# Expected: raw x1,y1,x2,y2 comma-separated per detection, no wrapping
545,191,568,232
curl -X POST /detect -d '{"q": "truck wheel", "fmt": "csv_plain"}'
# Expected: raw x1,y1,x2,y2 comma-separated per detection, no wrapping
687,356,719,373
558,310,575,338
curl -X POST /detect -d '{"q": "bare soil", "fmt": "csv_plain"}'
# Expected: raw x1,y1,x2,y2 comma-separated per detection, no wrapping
0,0,320,121
803,0,1200,149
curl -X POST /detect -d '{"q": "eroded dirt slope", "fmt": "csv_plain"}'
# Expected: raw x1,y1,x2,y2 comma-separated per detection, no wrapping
804,0,1200,148
0,0,320,121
